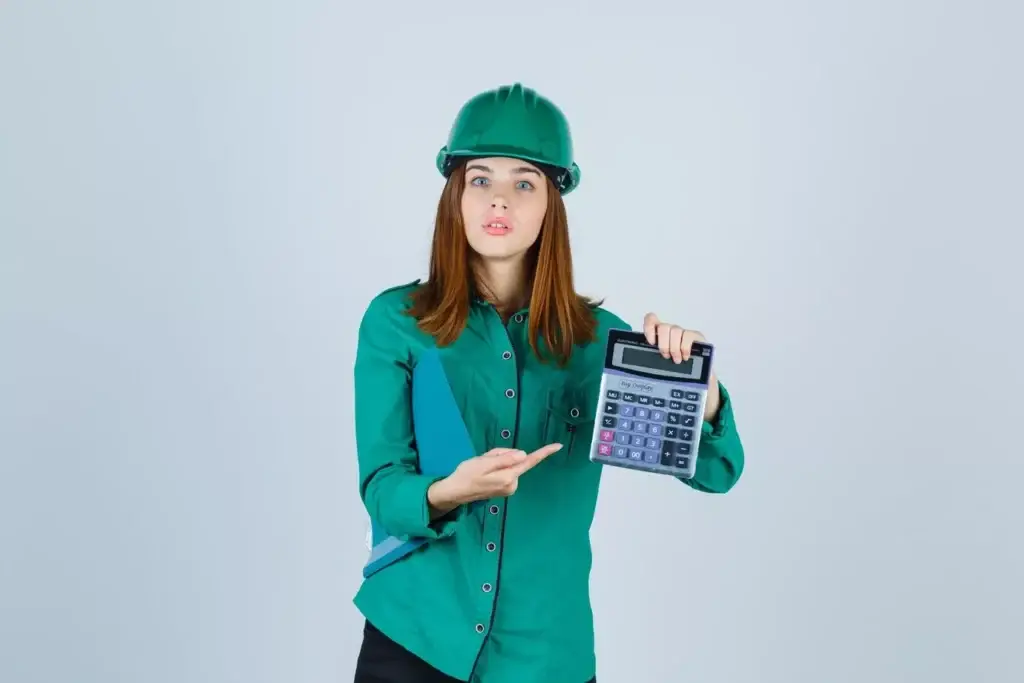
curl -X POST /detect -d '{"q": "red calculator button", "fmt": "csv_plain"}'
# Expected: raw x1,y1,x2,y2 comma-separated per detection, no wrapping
598,443,612,456
599,429,614,442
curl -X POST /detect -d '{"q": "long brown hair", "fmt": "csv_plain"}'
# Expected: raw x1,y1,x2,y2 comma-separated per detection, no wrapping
405,162,601,366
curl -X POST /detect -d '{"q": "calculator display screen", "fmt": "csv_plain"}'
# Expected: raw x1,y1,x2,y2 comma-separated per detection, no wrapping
618,345,703,379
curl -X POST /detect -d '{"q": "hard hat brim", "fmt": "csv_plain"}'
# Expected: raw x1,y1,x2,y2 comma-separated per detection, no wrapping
436,146,580,195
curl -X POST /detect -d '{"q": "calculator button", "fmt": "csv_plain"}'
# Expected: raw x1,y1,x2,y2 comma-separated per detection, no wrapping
675,441,692,455
683,403,697,413
664,427,678,439
685,391,700,401
598,443,612,456
606,390,621,400
645,437,660,450
649,424,662,436
652,398,666,407
601,415,617,429
628,449,643,461
614,446,628,458
635,407,649,420
675,456,690,469
643,450,658,463
620,405,635,417
666,413,681,425
650,409,665,422
622,393,637,402
632,435,645,447
660,445,675,465
603,403,619,414
681,415,696,427
669,400,682,410
679,429,694,441
637,395,651,405
616,433,631,445
617,418,632,430
600,430,614,442
670,389,684,399
633,422,648,434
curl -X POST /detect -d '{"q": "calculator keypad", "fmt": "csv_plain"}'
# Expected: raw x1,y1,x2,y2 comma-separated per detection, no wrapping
596,387,702,470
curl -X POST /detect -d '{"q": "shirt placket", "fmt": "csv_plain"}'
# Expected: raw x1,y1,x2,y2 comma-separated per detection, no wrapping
472,307,526,640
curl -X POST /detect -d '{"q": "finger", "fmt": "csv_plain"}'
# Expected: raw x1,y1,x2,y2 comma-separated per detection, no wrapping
657,323,672,358
680,330,705,361
669,325,684,363
642,312,659,345
486,449,527,470
514,443,564,475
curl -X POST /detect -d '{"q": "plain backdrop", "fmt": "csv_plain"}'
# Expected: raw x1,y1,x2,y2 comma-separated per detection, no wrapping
2,2,1023,682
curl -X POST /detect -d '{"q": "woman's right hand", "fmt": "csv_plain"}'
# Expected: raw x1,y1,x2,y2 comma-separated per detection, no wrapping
427,444,564,516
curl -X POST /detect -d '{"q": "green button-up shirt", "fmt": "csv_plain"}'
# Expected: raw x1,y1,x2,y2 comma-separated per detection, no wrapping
352,280,745,683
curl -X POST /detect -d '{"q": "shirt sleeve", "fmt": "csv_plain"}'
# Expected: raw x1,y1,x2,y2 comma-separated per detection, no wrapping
353,295,463,540
678,380,745,493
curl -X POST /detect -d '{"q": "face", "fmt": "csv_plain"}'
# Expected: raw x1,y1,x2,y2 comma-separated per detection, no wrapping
460,156,549,262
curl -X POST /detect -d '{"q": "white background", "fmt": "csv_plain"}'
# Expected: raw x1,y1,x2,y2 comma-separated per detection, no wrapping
3,1,1022,682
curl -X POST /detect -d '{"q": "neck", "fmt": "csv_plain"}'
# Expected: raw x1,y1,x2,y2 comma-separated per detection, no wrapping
474,257,529,315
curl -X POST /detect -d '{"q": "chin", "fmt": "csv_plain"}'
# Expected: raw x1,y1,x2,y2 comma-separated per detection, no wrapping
467,239,530,262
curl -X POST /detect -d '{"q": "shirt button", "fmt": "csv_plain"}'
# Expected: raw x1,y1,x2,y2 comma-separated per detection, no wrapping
489,504,499,515
505,388,515,398
482,582,493,592
502,350,512,360
570,407,580,417
513,313,524,323
475,623,485,634
500,429,511,439
486,542,496,551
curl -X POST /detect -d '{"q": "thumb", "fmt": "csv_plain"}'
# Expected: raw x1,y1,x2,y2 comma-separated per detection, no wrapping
486,449,528,470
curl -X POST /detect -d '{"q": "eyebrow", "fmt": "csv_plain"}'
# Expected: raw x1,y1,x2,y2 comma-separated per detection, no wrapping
465,163,542,177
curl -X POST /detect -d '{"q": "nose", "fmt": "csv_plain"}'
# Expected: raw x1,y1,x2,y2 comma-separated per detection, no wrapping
490,195,508,211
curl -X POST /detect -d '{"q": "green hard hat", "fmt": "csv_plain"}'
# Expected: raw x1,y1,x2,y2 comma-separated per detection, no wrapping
435,82,581,195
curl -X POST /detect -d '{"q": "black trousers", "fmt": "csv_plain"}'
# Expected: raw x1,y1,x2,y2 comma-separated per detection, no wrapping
354,620,596,683
354,620,462,682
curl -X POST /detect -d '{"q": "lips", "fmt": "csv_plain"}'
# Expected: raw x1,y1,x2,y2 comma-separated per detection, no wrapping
483,218,511,236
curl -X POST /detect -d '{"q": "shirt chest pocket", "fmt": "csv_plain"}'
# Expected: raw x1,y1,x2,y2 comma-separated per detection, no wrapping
542,386,596,465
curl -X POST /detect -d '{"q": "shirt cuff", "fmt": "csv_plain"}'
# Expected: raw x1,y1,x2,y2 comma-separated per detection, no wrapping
701,380,733,440
392,473,463,540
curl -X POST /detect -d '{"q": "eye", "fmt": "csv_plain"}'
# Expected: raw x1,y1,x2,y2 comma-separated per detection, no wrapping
469,176,489,187
516,180,534,190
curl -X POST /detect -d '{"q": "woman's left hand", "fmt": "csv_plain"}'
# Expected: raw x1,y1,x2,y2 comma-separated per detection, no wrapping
642,312,721,422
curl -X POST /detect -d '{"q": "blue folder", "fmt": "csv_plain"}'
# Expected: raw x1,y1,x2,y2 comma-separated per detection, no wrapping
362,349,480,578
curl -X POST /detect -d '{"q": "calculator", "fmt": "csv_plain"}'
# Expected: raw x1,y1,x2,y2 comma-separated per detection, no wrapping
588,329,715,478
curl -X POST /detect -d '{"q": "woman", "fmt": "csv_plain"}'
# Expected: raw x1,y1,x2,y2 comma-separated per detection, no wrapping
351,83,745,683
